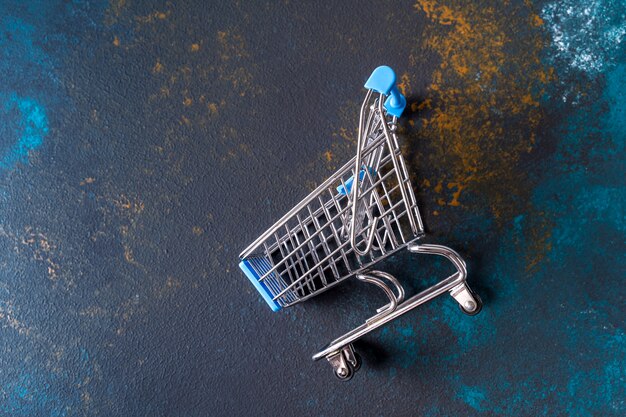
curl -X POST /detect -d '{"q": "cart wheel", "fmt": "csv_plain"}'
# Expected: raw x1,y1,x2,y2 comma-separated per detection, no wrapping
459,292,482,316
334,365,353,382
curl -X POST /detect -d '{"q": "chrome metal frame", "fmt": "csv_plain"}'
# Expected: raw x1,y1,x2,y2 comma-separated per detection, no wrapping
239,82,482,381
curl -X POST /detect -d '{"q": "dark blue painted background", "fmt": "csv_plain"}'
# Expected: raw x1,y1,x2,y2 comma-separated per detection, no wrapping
0,1,624,416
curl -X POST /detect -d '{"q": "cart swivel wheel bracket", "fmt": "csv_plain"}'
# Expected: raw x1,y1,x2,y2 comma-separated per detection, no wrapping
327,344,360,381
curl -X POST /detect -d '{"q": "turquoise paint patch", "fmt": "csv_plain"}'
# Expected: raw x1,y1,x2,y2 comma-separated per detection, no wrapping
397,324,415,338
376,322,419,369
0,13,55,89
457,384,487,412
1,372,68,417
603,62,626,142
0,94,49,170
16,384,28,400
449,21,626,413
0,7,57,173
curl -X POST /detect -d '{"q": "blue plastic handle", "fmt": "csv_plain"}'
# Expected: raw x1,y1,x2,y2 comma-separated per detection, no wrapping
239,259,282,312
364,66,407,118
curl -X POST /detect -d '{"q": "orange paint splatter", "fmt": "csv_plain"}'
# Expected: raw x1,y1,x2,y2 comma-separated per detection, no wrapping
447,181,465,207
414,0,548,209
207,102,218,115
112,36,120,46
0,300,31,335
123,246,142,268
215,30,261,97
180,115,191,126
397,72,411,96
113,195,144,214
135,10,170,24
413,0,554,269
105,0,127,25
415,0,470,32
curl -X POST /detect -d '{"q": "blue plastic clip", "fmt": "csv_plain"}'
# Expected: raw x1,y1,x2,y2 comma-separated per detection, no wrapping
337,167,376,195
364,66,407,118
239,259,282,312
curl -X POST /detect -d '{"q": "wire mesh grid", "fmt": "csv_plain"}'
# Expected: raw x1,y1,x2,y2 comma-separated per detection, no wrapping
240,96,424,308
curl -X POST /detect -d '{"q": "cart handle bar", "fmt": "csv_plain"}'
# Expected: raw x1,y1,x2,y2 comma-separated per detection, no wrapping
364,66,406,118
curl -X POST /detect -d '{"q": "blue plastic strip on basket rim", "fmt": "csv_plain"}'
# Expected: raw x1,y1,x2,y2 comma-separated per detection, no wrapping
337,167,377,195
364,65,407,118
239,259,282,312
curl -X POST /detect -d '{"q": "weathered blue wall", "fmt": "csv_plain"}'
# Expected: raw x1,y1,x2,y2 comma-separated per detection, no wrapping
0,1,623,416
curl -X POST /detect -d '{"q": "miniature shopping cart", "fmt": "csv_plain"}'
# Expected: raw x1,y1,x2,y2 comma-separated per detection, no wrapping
239,66,482,381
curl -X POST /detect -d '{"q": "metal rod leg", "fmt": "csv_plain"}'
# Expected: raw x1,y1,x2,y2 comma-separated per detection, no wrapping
408,243,482,315
314,244,482,380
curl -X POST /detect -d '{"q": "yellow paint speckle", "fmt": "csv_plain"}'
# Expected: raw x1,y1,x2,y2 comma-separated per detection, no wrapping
183,97,193,106
123,247,136,264
190,43,200,52
153,60,164,73
105,0,127,24
521,93,539,107
135,10,170,24
113,36,120,46
166,276,181,289
531,14,544,27
337,127,354,143
0,300,31,335
207,102,218,115
192,226,204,235
113,195,144,213
80,177,96,186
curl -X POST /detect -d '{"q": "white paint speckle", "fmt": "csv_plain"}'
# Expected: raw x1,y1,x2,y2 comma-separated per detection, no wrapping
542,0,626,75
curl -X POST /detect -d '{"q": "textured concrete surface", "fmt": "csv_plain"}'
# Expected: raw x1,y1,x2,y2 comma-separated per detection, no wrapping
0,1,624,416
